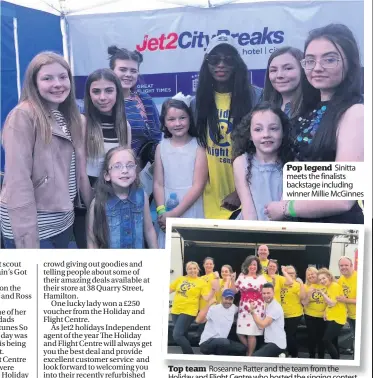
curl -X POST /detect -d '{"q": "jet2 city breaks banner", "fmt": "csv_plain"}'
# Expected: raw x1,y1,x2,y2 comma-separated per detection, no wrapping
68,1,364,100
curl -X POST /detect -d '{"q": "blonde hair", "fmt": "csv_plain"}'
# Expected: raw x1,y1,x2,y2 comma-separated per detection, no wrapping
317,268,334,283
221,264,233,274
305,266,319,285
185,261,200,275
18,51,82,144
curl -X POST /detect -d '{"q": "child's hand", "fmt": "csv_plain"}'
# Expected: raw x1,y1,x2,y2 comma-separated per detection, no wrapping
264,201,285,221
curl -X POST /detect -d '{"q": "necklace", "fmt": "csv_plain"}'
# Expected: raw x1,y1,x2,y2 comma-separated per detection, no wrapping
296,104,327,144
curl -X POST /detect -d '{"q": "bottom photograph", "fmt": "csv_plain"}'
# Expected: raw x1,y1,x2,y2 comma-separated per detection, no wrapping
164,219,362,365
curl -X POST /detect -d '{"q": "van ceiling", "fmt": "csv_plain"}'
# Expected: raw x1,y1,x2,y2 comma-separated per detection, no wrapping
174,227,335,246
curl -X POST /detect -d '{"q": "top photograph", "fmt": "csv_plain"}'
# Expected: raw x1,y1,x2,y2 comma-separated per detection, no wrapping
0,0,365,249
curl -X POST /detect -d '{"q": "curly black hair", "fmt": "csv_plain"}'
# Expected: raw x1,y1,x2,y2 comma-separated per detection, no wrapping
231,101,294,184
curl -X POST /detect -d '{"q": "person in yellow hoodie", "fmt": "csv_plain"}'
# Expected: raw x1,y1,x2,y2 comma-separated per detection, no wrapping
199,257,220,311
263,260,292,303
170,261,217,354
302,267,327,359
337,257,357,352
280,265,306,358
317,268,347,359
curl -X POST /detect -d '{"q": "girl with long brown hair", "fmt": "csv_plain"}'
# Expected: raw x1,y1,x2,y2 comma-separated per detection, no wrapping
1,52,92,248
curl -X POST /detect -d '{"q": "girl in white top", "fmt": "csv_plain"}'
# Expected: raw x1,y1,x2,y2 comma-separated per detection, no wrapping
154,94,208,248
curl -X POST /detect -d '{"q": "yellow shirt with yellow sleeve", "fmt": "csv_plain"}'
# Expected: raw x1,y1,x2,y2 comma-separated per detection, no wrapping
337,271,357,320
304,283,327,318
325,282,347,325
199,272,216,310
170,276,210,316
263,274,285,304
260,259,269,274
280,281,303,318
203,92,236,219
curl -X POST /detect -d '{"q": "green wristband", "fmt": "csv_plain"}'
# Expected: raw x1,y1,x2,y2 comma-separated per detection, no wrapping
288,200,297,218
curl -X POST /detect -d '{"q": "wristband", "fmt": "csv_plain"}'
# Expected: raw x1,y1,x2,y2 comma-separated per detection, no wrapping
288,200,297,218
156,205,166,215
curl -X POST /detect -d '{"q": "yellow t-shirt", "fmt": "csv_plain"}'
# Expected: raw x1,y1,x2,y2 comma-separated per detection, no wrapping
170,276,210,316
325,282,347,325
263,274,285,304
280,281,303,318
203,92,236,219
199,273,216,310
260,259,269,274
337,271,357,320
304,283,327,318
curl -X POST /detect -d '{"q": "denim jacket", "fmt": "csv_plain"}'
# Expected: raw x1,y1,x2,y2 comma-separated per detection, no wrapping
105,187,145,249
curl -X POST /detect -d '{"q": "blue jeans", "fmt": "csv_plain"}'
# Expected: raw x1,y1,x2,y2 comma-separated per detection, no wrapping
3,226,73,249
171,314,195,354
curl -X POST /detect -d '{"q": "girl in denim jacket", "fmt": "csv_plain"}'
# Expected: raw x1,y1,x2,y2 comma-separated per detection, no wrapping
86,146,157,249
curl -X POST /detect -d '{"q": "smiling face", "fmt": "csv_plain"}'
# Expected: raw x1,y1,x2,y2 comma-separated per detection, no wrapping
203,259,214,274
186,263,199,278
104,150,137,192
269,52,302,96
221,266,231,280
36,62,71,109
222,296,234,309
164,107,190,139
248,260,259,275
89,78,117,115
318,273,331,287
257,245,270,261
286,267,296,281
250,110,283,159
304,37,347,98
306,269,318,284
267,261,278,275
339,258,353,277
113,59,139,91
262,287,274,304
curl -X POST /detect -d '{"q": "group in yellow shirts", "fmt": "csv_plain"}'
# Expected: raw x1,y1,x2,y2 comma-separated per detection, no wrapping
169,251,357,359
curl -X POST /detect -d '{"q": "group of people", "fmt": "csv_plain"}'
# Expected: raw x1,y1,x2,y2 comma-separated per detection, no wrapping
0,22,364,249
169,245,357,360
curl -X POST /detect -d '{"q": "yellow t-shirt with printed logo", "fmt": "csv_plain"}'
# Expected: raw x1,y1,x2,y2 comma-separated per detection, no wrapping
338,271,357,320
260,259,269,274
170,276,210,316
325,282,347,325
204,92,236,219
304,283,327,318
263,274,285,304
280,281,303,318
199,273,216,310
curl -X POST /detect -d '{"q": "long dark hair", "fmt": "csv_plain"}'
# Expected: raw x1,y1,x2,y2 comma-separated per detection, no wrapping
92,146,140,248
263,46,319,119
302,23,362,161
107,45,143,90
195,44,254,148
160,99,197,138
231,102,294,183
241,255,262,276
84,69,128,158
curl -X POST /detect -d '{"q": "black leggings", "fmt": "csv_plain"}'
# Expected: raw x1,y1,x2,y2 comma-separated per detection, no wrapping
323,320,343,359
304,315,326,358
284,316,302,357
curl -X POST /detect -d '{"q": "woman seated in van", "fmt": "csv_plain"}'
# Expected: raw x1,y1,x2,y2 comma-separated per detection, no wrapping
317,268,347,359
170,261,217,354
263,46,319,120
264,24,364,224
